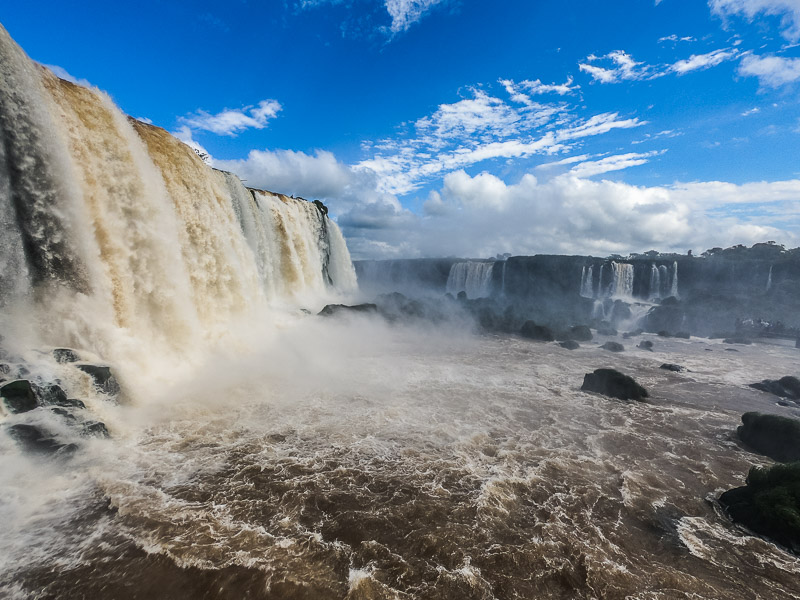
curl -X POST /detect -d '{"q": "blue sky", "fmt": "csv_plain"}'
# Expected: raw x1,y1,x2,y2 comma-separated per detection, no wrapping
4,0,800,258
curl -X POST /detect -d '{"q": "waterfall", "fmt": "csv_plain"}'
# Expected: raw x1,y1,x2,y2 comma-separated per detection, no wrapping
446,261,495,298
592,300,606,320
658,265,669,297
648,264,660,300
598,264,605,297
608,262,634,298
766,265,773,291
669,261,679,298
580,265,594,298
0,25,356,382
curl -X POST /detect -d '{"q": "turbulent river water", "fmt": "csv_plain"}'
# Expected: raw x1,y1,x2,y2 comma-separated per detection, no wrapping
2,317,799,600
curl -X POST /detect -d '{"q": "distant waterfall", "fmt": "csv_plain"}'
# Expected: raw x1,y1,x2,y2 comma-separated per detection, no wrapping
669,261,679,297
658,265,669,296
580,266,594,298
0,25,357,380
608,262,634,298
766,265,773,291
649,264,661,300
446,262,495,298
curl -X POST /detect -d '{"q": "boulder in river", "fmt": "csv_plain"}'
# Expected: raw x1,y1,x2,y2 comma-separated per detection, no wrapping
660,363,686,372
77,364,121,396
0,380,38,413
7,424,77,456
581,368,649,401
601,341,625,352
737,412,800,462
52,348,81,364
559,340,580,350
638,340,654,351
318,303,378,318
720,462,800,554
520,321,555,342
749,376,800,400
557,325,592,342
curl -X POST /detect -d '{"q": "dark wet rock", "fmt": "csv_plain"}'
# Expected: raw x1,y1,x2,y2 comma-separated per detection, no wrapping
657,331,671,337
0,363,10,376
719,463,800,554
661,296,680,306
35,382,69,406
77,364,121,396
610,301,632,323
737,412,800,462
725,348,740,352
660,363,686,372
749,376,800,400
318,303,378,317
638,340,654,351
456,291,467,301
7,424,77,456
601,341,625,352
675,331,691,339
52,348,81,364
311,199,328,216
559,340,580,350
1,379,39,413
723,337,752,345
520,321,554,342
581,368,648,401
50,406,78,421
82,420,110,438
557,325,592,342
623,329,643,339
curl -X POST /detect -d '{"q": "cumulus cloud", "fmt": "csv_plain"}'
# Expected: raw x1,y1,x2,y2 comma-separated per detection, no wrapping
339,171,800,259
519,77,580,96
710,0,800,41
738,53,800,86
179,99,282,136
670,48,738,74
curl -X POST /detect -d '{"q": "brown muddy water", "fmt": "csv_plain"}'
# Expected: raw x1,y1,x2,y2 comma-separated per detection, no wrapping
2,317,799,600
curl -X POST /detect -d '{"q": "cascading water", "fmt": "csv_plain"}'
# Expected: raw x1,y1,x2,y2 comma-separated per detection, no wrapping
446,261,494,299
580,265,594,298
658,265,669,296
0,24,357,384
649,264,661,300
608,261,634,298
766,265,773,291
670,260,679,297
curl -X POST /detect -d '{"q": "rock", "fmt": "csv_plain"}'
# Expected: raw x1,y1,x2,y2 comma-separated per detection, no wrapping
737,412,800,462
317,303,378,317
559,340,580,350
77,364,121,396
660,363,686,372
657,331,671,337
581,368,649,401
520,321,554,342
723,337,752,345
82,421,110,438
456,291,467,301
719,463,800,554
601,341,625,352
52,348,81,364
557,325,592,342
725,348,740,352
597,326,618,336
749,377,800,400
661,296,680,306
674,331,691,339
623,329,643,339
638,340,654,351
0,380,39,413
6,424,77,456
34,383,69,406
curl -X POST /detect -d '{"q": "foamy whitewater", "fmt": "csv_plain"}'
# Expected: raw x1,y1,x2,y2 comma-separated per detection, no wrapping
3,24,800,600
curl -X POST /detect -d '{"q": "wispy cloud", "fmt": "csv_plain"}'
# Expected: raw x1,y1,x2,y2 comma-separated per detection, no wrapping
178,99,282,136
741,106,761,115
385,0,448,32
658,34,698,43
738,53,800,87
670,48,738,73
579,50,648,83
710,0,800,41
568,150,664,177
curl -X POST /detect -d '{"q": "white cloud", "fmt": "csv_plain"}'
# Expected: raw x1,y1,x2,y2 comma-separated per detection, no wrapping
174,125,212,161
710,0,800,41
42,64,92,88
340,171,800,259
658,34,698,43
567,151,663,177
670,48,738,74
741,107,761,115
385,0,446,32
179,99,282,136
738,53,800,86
579,50,647,83
519,76,580,96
